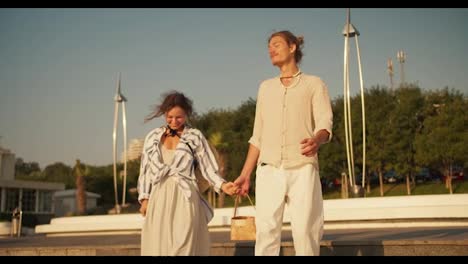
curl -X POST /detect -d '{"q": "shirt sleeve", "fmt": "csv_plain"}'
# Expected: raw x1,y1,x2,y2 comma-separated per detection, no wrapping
312,79,333,143
137,133,153,203
195,132,226,194
248,82,264,149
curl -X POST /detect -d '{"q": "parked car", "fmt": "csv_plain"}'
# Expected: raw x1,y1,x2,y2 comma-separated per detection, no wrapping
415,168,441,183
442,165,464,181
383,169,402,184
355,172,379,186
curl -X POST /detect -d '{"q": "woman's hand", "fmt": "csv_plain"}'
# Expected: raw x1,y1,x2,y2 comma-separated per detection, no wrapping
221,182,238,196
139,199,149,217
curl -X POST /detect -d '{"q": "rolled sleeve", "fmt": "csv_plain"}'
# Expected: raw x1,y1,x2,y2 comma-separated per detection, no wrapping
248,137,260,149
138,193,150,203
196,132,226,194
137,134,153,203
313,80,333,143
137,153,151,203
249,84,264,148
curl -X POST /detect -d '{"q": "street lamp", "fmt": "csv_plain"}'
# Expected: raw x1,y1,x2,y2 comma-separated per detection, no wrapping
397,50,407,86
387,58,394,90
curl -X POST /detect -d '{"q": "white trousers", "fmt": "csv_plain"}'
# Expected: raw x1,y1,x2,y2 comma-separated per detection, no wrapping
255,163,324,256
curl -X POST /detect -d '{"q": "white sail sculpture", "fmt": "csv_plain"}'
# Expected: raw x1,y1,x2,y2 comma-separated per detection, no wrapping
342,8,367,196
112,73,128,213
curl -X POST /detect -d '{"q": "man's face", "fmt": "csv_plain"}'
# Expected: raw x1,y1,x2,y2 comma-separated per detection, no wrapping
268,36,295,67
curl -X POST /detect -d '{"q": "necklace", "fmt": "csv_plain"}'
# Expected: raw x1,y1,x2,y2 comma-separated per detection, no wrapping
166,125,181,137
280,71,302,80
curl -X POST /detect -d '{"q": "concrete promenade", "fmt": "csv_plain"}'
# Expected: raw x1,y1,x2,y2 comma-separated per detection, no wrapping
1,194,468,255
1,226,468,256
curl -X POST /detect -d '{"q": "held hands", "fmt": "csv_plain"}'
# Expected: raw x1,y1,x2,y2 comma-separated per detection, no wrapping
233,176,250,197
300,137,320,157
139,199,148,217
221,182,238,196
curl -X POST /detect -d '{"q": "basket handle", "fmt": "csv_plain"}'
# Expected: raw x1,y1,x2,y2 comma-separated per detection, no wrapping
233,194,255,217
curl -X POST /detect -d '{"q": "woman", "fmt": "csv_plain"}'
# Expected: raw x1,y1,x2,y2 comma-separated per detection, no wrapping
137,90,237,256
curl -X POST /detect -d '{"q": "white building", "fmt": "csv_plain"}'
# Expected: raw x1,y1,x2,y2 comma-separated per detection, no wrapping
121,138,144,162
0,146,64,215
53,189,101,217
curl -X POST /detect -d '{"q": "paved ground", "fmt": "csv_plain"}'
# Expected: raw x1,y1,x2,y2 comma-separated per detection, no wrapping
1,226,468,248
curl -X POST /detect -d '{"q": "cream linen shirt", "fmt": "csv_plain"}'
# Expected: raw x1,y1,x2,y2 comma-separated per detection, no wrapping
249,73,333,170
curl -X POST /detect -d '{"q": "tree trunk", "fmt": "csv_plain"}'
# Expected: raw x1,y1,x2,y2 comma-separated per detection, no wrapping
448,176,453,194
366,176,371,193
208,188,213,207
76,177,86,215
444,165,454,194
217,193,225,208
341,172,348,199
406,174,411,195
74,160,86,215
217,153,226,208
378,168,384,196
448,165,453,194
212,189,216,208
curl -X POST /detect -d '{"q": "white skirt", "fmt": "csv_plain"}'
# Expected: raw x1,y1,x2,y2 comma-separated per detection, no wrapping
141,176,210,256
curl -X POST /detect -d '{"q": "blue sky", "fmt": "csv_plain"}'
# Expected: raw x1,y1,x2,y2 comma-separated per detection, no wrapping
1,8,467,168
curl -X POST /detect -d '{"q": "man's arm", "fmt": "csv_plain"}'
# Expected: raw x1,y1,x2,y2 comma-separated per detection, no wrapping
235,144,260,196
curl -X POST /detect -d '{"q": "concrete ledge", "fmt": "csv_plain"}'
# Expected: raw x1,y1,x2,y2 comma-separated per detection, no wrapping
0,245,141,256
324,194,468,221
211,240,468,256
35,214,144,235
35,194,468,236
0,222,11,237
2,240,468,256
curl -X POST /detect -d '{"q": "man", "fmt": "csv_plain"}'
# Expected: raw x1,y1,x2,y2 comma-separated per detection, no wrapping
234,30,333,256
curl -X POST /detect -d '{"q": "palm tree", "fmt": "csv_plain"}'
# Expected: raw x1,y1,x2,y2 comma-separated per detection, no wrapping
73,159,87,215
208,132,229,208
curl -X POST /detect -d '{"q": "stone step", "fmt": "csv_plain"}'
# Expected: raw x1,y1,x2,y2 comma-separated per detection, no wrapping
1,227,467,256
1,240,468,256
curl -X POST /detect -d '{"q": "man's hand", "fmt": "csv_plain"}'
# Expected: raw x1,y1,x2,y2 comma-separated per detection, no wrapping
300,138,320,157
139,199,148,217
234,176,250,197
301,130,330,157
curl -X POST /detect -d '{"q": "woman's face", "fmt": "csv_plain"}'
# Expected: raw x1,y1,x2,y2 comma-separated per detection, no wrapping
165,106,187,130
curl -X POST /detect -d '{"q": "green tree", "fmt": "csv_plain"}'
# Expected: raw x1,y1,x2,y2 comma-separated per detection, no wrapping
364,86,396,196
415,88,467,194
42,162,73,188
126,159,141,204
387,85,424,195
15,158,42,180
85,164,116,206
208,131,229,208
319,96,346,195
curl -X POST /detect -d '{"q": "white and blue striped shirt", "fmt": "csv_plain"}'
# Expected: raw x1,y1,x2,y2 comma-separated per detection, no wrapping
137,125,226,202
